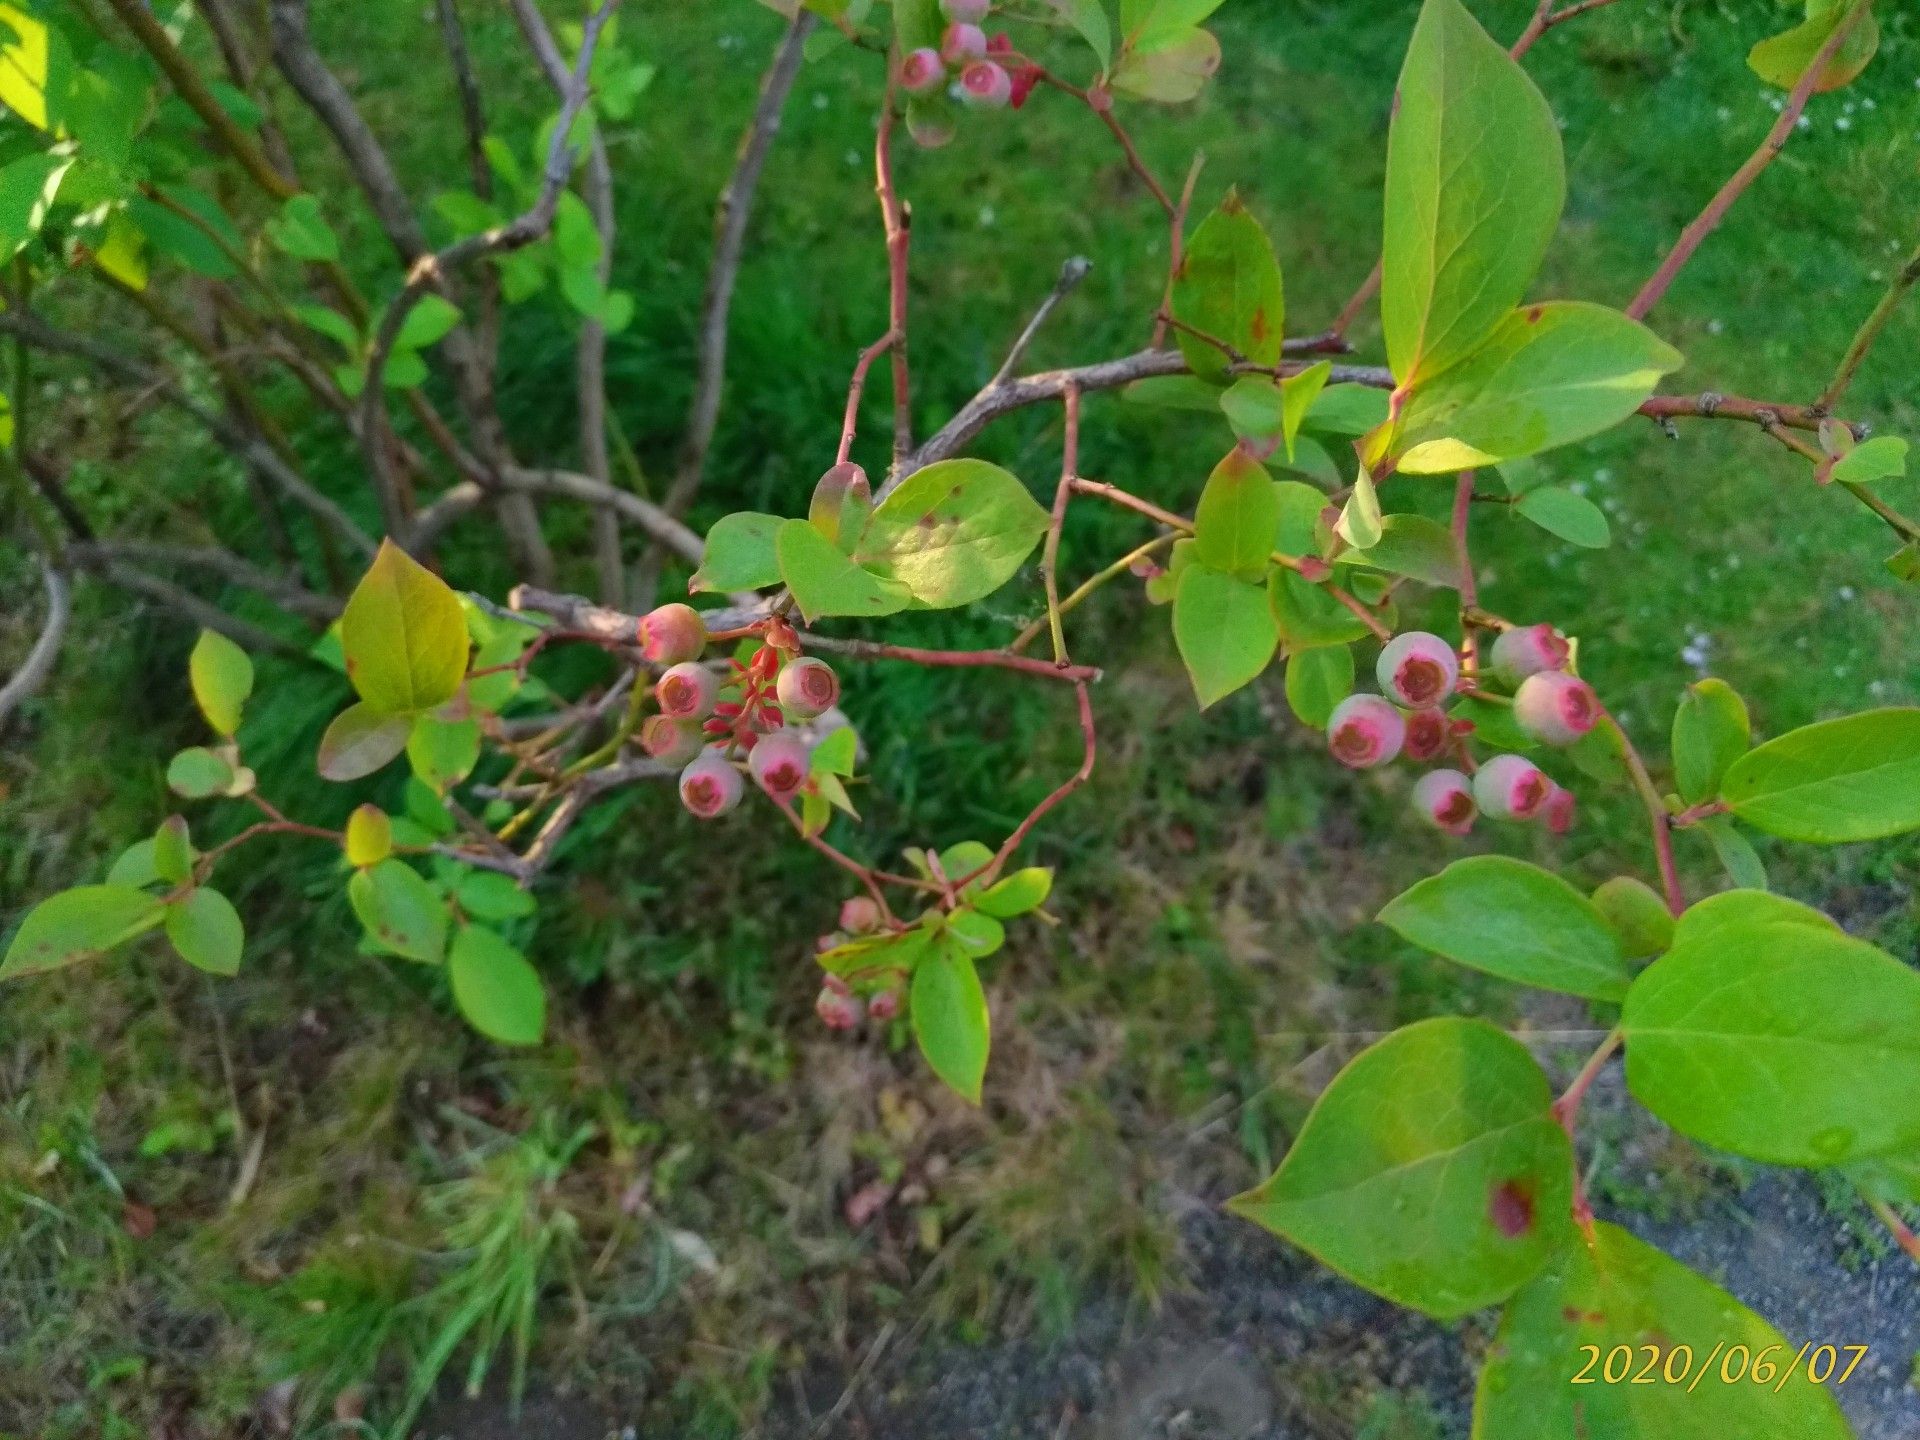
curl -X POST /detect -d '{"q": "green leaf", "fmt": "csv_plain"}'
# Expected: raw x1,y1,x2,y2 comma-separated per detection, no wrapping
318,701,413,782
975,867,1052,919
1123,375,1228,411
1382,0,1564,387
3,886,166,978
265,194,340,262
1271,481,1329,558
1828,433,1906,486
1174,564,1279,708
1623,920,1920,1165
290,303,360,352
1391,303,1682,474
1303,383,1391,439
1671,677,1749,805
1669,888,1835,951
1590,876,1674,960
1378,855,1632,1001
1697,813,1768,890
165,888,243,976
911,938,990,1103
1284,644,1353,729
340,540,470,715
1230,1018,1573,1319
407,714,480,794
1269,568,1371,650
1120,0,1226,49
946,907,1006,959
1109,25,1220,103
392,293,461,352
1720,707,1920,842
127,192,237,279
1278,361,1331,461
449,925,545,1045
855,460,1049,609
892,0,942,53
167,746,234,799
811,727,858,778
1043,0,1112,69
1514,486,1610,549
152,818,194,885
0,5,52,130
1170,191,1282,382
777,518,911,623
0,149,65,256
1219,375,1284,449
189,629,253,737
1341,513,1461,589
347,859,449,964
1193,447,1279,580
1749,0,1879,95
107,840,162,890
1475,1222,1852,1440
1335,471,1382,549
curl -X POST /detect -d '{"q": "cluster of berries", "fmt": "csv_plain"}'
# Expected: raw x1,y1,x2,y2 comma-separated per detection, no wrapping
813,897,903,1029
899,0,1035,113
1324,623,1597,839
633,603,841,819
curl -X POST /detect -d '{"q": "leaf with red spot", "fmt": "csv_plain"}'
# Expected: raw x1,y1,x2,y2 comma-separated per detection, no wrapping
1170,189,1283,383
1229,1018,1574,1319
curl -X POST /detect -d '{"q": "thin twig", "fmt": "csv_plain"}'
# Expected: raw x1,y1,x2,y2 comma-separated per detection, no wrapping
668,11,817,516
1626,6,1863,321
0,562,70,728
992,257,1093,388
1820,237,1920,412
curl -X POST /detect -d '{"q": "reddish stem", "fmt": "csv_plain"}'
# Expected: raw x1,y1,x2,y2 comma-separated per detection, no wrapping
837,330,897,466
1451,470,1480,672
801,634,1100,685
875,79,913,469
1626,9,1861,321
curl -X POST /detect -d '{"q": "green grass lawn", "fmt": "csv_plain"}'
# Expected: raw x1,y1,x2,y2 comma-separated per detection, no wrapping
4,1,1920,1434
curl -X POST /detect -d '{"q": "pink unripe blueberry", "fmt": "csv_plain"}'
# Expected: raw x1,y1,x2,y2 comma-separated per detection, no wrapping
1513,670,1599,747
1403,708,1451,764
900,46,945,95
868,987,901,1021
777,657,840,719
1490,623,1570,683
748,732,811,800
840,896,882,934
940,0,990,21
816,985,864,1030
638,603,707,665
959,60,1012,107
678,752,743,818
941,21,987,63
656,662,720,719
1326,694,1406,770
1473,753,1551,821
640,714,704,766
1413,769,1477,837
1375,631,1459,710
1544,784,1577,835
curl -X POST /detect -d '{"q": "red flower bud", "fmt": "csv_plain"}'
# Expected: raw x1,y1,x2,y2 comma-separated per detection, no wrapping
839,896,882,934
777,657,840,719
1326,694,1406,769
1490,623,1570,683
1403,707,1450,763
816,985,864,1030
867,987,901,1021
640,714,704,766
638,603,707,665
959,59,1012,107
1413,768,1477,836
1513,671,1599,747
678,752,743,818
900,46,945,94
748,732,811,800
1376,631,1459,710
1473,753,1550,821
656,662,720,719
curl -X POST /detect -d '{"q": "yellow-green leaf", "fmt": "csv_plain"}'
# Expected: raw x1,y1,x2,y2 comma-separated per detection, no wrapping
340,540,470,714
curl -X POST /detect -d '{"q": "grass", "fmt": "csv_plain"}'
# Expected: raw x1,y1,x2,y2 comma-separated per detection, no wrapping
4,0,1920,1434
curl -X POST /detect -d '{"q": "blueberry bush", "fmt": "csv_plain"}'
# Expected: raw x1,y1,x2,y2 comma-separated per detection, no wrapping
3,0,1918,1433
